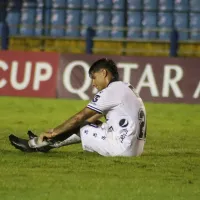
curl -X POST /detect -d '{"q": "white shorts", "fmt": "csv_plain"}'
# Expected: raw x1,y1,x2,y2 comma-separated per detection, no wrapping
80,123,145,157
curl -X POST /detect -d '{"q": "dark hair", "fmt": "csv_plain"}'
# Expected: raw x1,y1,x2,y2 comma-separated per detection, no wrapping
89,58,119,81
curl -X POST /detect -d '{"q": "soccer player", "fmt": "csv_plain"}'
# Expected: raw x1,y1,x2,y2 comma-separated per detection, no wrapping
9,58,147,157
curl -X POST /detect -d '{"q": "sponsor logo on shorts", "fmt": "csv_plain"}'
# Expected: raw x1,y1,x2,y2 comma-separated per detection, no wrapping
119,119,129,127
119,129,128,143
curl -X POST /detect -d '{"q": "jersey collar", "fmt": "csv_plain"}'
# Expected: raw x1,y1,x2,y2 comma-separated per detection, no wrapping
107,78,119,87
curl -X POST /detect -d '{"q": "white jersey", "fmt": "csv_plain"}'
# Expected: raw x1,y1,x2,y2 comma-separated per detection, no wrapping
87,81,147,146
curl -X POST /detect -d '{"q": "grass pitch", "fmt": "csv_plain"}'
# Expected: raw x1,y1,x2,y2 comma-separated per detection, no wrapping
0,96,199,200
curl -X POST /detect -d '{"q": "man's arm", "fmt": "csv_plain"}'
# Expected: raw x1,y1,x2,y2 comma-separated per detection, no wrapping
86,113,103,124
40,107,98,140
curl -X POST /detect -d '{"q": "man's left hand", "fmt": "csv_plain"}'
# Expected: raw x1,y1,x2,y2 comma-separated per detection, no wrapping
39,130,56,142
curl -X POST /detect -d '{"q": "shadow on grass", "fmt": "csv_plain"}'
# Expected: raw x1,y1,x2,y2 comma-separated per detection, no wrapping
143,151,200,157
0,148,99,159
1,148,200,160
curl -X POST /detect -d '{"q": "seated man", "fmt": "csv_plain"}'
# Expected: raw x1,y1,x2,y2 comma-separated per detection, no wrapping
9,58,147,157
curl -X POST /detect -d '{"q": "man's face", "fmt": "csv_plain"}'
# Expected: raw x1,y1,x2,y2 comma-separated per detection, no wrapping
90,69,107,91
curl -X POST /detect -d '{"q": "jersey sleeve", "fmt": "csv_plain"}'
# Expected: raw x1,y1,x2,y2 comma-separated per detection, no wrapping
87,89,118,114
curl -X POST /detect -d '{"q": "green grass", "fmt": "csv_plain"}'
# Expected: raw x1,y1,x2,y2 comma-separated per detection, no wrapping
0,96,200,200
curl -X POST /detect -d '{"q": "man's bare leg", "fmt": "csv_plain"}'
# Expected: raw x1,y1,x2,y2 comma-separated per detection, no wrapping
31,118,103,149
9,116,103,152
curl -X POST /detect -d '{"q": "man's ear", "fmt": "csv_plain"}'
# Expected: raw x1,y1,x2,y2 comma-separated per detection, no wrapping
102,69,107,77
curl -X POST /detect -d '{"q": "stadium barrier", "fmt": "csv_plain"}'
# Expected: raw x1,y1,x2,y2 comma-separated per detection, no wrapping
0,50,200,104
6,36,200,57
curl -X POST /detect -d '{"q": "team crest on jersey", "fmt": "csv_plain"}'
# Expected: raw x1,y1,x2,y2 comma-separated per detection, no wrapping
119,119,129,127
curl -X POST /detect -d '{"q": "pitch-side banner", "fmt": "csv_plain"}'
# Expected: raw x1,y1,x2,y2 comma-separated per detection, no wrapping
0,51,59,98
58,54,200,104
